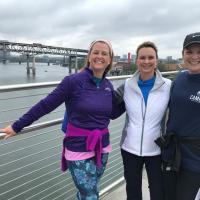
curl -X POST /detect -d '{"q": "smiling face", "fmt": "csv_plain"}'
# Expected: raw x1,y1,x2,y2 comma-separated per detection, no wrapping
183,44,200,74
136,47,158,80
88,42,112,78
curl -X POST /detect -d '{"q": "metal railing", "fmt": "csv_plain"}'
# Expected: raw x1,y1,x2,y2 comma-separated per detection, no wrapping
0,71,178,200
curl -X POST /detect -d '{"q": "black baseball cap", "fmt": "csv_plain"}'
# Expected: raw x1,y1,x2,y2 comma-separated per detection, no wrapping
183,32,200,49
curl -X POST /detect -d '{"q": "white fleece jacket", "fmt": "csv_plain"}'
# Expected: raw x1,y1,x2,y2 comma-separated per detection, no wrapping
120,70,171,156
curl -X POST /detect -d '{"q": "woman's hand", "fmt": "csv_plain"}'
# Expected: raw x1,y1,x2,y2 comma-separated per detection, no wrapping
0,125,16,139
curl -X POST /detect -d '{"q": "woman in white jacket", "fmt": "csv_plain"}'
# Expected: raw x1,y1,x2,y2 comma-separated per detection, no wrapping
116,41,171,200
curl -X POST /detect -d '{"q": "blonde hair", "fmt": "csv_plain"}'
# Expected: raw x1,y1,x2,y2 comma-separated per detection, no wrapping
85,39,114,75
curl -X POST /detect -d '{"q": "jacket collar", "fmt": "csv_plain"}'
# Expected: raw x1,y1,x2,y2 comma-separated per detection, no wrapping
127,69,165,93
85,67,106,81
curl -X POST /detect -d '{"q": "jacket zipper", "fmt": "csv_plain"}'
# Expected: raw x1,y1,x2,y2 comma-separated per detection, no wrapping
140,96,147,155
139,82,164,155
140,97,146,156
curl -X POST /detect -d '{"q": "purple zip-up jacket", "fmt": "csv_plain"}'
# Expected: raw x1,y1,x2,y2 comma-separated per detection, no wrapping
12,68,123,148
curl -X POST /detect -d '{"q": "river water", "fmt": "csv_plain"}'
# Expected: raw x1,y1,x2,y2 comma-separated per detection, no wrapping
0,62,71,86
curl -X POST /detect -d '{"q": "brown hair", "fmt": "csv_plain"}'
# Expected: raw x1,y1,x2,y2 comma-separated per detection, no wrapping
136,41,158,59
84,39,114,75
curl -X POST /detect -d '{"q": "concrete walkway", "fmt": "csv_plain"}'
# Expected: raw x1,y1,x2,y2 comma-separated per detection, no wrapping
101,173,200,200
101,171,150,200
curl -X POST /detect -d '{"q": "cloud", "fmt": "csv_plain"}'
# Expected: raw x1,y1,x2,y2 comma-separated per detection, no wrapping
0,0,200,58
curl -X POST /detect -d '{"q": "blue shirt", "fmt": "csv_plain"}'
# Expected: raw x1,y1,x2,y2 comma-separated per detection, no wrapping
92,76,102,87
138,76,155,105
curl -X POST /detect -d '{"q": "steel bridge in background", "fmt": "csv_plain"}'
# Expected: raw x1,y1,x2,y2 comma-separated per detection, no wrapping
0,40,88,74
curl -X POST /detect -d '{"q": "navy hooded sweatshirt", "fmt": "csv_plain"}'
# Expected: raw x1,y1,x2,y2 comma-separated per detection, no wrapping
163,71,200,172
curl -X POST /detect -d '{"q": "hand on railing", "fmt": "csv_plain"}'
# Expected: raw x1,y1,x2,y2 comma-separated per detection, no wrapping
0,125,16,140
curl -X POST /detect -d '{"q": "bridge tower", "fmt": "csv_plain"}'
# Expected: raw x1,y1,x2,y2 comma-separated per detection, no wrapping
68,51,79,74
75,52,78,73
26,54,36,75
2,49,8,64
68,56,72,74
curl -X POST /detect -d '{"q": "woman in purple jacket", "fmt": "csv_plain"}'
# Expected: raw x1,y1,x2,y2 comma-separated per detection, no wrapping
0,39,123,200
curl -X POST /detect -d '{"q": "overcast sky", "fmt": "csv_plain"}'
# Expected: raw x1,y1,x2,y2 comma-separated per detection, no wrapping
0,0,199,59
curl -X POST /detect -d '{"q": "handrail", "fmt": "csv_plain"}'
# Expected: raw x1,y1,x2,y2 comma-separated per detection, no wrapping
0,70,179,92
0,132,6,139
0,82,59,92
0,119,63,139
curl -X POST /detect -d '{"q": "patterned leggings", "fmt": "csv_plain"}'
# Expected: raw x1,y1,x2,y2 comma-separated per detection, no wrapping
67,153,109,200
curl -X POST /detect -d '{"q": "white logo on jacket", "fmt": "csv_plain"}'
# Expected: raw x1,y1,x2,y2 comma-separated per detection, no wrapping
104,87,111,92
190,91,200,103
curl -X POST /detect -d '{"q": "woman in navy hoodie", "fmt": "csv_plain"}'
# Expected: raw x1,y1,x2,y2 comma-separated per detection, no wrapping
161,32,200,200
0,39,123,200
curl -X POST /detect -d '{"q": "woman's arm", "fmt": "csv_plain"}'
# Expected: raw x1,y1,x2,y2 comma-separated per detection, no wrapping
1,76,73,137
114,83,125,105
110,83,126,119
